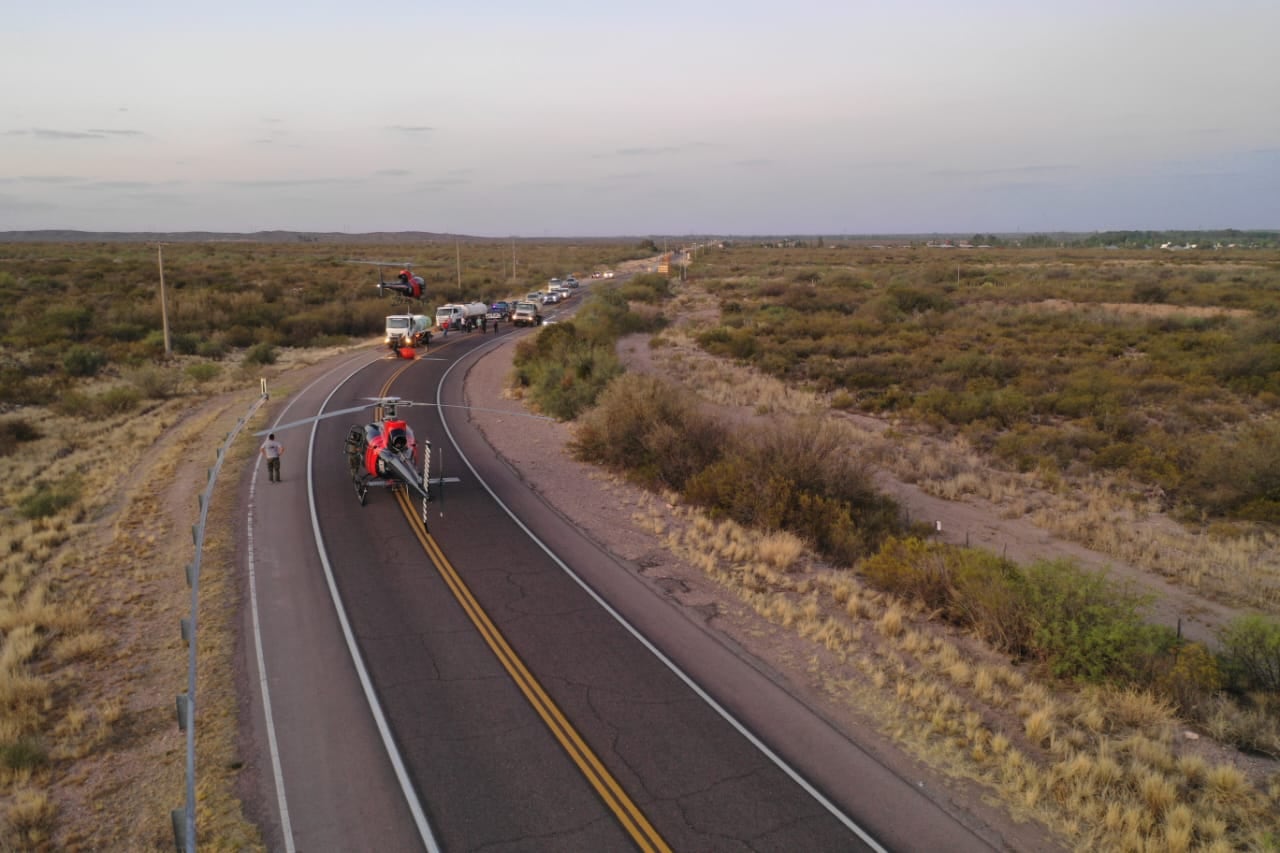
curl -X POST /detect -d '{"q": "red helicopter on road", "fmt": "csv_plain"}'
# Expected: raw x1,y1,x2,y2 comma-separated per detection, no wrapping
348,260,428,300
258,397,433,523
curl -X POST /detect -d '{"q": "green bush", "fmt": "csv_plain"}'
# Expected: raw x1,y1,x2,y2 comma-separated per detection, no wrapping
55,386,141,418
62,345,108,377
244,342,277,366
196,338,228,360
1022,560,1177,682
684,418,901,564
125,365,181,399
1218,614,1280,693
861,538,1030,651
19,480,81,520
512,321,624,421
571,373,726,490
185,362,221,384
0,736,47,771
617,272,672,303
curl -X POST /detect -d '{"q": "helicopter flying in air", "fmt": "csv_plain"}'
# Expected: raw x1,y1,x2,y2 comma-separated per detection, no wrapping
257,397,433,523
347,260,428,301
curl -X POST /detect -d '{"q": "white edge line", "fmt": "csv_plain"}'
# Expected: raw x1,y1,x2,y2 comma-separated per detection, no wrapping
435,339,889,853
250,354,373,852
248,350,438,853
247,460,296,853
305,361,441,853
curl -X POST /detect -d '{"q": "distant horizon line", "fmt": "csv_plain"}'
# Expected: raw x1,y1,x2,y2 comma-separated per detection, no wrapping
2,227,1277,242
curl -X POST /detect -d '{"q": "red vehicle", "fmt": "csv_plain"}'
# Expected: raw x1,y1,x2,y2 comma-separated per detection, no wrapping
382,268,425,300
347,260,428,300
260,397,432,524
343,399,431,518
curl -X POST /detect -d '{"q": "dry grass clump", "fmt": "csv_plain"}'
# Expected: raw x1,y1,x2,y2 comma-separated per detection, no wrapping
658,489,1280,850
0,348,315,847
646,330,824,417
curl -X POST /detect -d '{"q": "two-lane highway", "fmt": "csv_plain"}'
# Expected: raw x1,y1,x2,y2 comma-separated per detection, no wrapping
238,318,999,851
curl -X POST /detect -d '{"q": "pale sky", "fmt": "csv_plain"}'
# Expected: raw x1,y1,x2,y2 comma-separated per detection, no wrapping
2,1,1277,236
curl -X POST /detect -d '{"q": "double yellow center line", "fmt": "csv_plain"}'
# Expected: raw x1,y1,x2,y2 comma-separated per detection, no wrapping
379,354,670,852
395,491,671,852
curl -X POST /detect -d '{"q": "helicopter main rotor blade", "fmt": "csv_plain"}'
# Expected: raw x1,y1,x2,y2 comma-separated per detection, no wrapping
255,403,377,436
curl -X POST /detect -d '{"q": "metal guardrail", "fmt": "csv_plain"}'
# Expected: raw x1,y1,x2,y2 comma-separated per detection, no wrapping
173,382,269,852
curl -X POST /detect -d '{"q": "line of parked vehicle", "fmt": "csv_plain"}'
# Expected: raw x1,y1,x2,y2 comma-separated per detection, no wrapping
385,274,597,350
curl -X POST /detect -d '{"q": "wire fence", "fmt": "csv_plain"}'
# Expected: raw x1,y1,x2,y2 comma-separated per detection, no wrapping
173,383,268,852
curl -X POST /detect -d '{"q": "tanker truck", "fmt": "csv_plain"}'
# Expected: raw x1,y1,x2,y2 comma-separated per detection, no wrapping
434,301,488,332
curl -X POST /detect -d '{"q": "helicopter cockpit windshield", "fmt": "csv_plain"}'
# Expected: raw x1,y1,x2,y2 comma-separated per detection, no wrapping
387,426,409,451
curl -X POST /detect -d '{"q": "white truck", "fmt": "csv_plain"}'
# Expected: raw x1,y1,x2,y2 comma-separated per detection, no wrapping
384,314,432,349
512,301,543,327
434,302,488,332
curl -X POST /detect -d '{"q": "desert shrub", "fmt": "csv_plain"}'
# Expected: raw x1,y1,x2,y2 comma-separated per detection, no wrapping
61,345,108,377
185,362,221,384
684,418,900,563
1187,422,1280,521
102,321,148,343
223,325,258,348
1021,561,1177,682
1132,281,1169,303
169,332,202,356
861,537,956,612
0,418,41,457
55,385,142,418
887,287,952,315
244,342,277,366
617,272,672,303
1153,641,1224,715
511,321,622,420
861,538,1031,651
18,479,80,519
196,338,228,360
45,304,94,337
1218,615,1280,693
571,373,726,490
575,289,667,340
136,329,170,359
124,365,181,399
696,325,759,361
0,736,47,771
1203,693,1280,757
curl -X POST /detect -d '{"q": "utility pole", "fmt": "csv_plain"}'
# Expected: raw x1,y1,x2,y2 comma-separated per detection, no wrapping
455,240,462,299
157,245,172,358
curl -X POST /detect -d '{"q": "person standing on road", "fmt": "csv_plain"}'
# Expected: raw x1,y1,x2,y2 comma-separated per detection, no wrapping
260,433,284,483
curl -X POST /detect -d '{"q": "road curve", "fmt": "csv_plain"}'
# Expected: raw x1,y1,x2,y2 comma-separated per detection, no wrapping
237,316,1006,851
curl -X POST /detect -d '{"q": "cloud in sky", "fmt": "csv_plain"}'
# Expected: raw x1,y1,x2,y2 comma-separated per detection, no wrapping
1,0,1277,234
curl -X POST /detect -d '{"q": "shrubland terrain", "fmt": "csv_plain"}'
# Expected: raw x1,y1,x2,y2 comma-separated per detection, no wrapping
0,236,1278,849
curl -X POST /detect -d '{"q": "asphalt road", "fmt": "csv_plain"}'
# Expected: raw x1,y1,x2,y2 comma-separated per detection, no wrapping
236,297,1002,852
